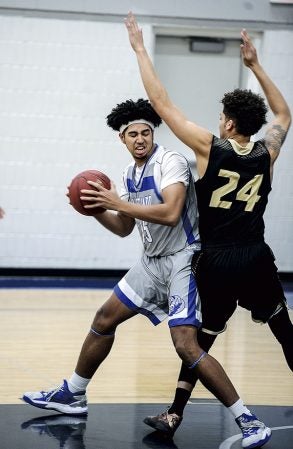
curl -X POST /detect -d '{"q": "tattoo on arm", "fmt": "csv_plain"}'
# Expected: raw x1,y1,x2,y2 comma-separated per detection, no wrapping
265,124,287,154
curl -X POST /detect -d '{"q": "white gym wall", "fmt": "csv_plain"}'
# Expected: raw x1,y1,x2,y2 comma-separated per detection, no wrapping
0,1,292,271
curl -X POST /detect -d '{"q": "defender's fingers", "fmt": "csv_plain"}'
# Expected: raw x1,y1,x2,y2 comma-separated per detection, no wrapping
241,29,251,45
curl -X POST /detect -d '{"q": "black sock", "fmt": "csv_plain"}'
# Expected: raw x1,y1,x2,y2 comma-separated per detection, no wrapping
168,388,191,416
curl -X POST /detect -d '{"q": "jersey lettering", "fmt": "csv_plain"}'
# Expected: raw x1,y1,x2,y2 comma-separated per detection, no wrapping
131,195,152,206
209,169,263,212
131,195,153,243
141,221,153,244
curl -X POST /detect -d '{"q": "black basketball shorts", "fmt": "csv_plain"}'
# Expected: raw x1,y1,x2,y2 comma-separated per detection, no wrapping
192,241,287,334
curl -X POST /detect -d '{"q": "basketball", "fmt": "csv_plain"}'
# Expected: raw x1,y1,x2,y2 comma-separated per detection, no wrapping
68,169,111,216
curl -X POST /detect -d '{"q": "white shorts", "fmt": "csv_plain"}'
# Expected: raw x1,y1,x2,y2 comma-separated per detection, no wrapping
114,244,202,328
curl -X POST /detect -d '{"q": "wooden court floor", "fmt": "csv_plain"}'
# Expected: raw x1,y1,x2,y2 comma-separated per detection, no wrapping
0,284,292,449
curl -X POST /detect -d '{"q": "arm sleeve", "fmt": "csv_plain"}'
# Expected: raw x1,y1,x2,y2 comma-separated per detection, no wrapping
119,169,130,201
160,152,190,190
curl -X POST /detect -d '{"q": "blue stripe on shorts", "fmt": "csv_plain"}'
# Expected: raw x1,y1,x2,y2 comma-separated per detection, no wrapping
168,272,201,328
114,284,161,326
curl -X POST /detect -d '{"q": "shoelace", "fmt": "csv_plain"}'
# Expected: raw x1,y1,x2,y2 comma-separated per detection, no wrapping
158,411,169,421
43,384,65,401
239,418,264,435
161,410,180,427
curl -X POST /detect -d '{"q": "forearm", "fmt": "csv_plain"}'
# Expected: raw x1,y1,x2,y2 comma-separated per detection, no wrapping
93,210,134,237
118,200,180,227
135,48,170,110
250,62,291,123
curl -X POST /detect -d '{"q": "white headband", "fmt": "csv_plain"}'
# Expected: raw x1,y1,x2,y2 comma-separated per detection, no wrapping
119,119,155,134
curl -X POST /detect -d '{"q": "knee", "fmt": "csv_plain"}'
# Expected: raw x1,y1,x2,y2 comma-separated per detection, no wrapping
173,339,188,361
171,330,201,365
92,306,116,334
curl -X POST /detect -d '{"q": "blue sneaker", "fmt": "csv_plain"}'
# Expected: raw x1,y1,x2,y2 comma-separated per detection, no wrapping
235,413,271,448
22,380,88,415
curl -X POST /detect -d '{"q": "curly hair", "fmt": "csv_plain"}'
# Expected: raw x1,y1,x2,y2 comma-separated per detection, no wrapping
106,98,162,132
221,89,268,136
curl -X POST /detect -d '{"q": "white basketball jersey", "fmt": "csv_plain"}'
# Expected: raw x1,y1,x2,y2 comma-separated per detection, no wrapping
121,145,199,257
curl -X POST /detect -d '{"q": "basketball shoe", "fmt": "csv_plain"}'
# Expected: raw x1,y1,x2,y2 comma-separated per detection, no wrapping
143,408,182,436
22,380,88,415
235,413,271,448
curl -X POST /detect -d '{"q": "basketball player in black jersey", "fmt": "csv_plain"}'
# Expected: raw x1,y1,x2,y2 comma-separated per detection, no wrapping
125,11,292,447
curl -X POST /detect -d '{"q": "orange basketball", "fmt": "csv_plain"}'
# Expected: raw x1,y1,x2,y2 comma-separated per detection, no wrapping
68,170,111,216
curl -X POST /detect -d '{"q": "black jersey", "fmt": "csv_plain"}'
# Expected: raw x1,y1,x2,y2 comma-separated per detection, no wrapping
195,136,271,247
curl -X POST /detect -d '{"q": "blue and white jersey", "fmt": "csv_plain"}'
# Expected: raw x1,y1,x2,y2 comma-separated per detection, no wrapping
120,145,200,257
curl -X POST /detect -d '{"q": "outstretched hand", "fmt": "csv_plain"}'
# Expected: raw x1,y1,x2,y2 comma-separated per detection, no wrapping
240,29,259,68
124,11,145,52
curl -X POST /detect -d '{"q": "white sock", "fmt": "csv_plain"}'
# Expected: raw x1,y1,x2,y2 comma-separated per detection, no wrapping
228,399,252,419
68,373,91,393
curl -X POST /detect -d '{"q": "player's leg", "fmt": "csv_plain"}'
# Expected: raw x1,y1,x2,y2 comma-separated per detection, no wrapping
22,293,137,415
145,248,271,448
143,330,218,436
22,257,165,416
71,255,169,394
169,330,218,411
264,252,293,371
170,325,239,405
74,293,136,379
242,242,293,371
268,305,293,371
144,248,235,433
170,325,271,448
176,246,236,405
144,247,232,434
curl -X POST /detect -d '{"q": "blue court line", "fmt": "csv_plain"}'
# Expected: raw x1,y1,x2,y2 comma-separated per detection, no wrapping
0,277,120,289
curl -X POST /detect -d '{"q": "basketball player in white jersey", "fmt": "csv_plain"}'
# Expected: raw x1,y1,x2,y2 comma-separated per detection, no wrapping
23,98,270,448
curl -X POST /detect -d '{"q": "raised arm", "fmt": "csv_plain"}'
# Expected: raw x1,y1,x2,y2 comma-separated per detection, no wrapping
241,29,291,164
125,11,212,162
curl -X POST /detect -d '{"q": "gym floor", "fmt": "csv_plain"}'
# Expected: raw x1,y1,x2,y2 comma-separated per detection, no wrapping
0,277,292,449
1,402,292,449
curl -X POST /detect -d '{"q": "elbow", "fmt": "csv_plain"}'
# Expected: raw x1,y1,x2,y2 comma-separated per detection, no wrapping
284,110,292,128
150,94,169,114
117,223,135,237
280,108,292,130
116,229,132,238
165,215,180,227
282,114,292,136
150,97,162,109
169,219,180,227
